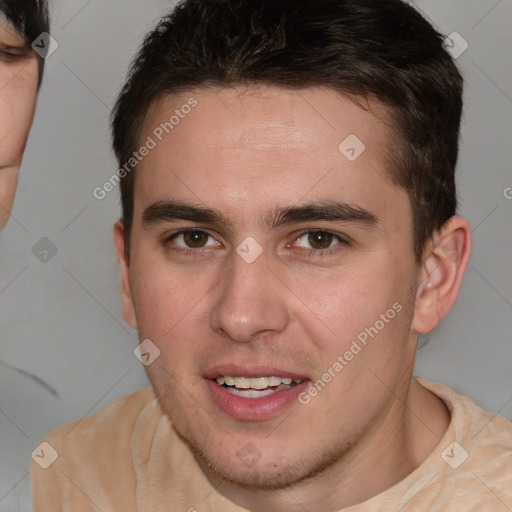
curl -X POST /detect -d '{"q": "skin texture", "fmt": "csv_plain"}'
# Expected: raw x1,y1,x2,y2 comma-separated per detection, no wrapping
0,16,39,229
113,85,471,512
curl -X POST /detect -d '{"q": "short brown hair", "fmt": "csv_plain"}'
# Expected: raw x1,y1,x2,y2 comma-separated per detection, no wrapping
111,0,463,264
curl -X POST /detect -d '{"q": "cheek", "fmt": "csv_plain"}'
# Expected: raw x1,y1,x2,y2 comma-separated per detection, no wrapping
295,266,396,345
130,253,213,343
299,263,413,387
0,62,38,165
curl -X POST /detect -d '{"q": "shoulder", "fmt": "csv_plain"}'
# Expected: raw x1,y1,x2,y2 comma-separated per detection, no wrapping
418,378,512,442
31,387,159,511
416,378,512,508
42,386,157,453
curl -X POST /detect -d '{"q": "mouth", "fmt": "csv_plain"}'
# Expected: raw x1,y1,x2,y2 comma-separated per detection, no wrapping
205,368,309,421
214,375,304,399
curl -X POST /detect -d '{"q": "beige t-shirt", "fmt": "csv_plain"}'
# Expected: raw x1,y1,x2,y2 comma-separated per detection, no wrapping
31,378,512,511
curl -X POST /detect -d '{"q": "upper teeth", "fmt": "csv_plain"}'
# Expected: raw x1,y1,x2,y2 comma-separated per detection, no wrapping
216,376,301,390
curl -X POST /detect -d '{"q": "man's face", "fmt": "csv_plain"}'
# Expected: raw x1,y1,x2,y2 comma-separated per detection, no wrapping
119,86,422,488
0,15,39,228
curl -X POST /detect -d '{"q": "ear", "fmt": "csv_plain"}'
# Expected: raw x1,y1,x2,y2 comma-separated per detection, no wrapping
412,215,472,334
113,220,137,329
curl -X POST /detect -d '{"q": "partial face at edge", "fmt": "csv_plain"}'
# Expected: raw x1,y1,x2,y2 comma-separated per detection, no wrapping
0,15,39,229
117,85,422,488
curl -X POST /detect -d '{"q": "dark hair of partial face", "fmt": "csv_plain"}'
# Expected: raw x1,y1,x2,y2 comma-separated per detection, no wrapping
111,0,463,265
0,0,50,87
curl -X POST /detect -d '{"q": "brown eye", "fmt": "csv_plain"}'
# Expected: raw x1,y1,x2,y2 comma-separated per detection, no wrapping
168,230,218,251
182,230,209,248
307,231,334,250
292,230,349,257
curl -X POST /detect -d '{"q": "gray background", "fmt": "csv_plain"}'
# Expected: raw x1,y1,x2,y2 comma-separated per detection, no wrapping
0,0,511,509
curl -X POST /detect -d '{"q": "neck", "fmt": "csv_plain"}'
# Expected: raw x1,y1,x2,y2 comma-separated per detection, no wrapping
202,377,450,512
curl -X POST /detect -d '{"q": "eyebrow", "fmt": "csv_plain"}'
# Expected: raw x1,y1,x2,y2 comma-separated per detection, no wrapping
142,199,378,231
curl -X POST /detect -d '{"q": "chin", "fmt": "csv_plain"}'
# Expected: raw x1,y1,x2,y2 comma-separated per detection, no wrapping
172,423,352,491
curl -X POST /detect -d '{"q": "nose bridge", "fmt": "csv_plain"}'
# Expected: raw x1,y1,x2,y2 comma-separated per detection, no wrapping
209,250,288,342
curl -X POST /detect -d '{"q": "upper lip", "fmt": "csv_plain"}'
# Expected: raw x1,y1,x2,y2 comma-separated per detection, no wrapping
204,364,309,381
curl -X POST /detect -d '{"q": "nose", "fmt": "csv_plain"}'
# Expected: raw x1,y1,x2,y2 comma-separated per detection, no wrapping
209,250,289,343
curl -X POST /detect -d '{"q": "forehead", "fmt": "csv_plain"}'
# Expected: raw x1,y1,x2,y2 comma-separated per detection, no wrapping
134,85,405,221
147,86,387,154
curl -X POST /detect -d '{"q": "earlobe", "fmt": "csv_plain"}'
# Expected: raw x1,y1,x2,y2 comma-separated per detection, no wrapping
113,220,137,329
412,216,472,335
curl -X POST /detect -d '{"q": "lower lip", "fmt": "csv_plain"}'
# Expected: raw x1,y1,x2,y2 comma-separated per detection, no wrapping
205,379,309,421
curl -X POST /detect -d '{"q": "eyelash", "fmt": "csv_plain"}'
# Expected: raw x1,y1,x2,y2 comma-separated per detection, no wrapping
163,228,350,259
0,49,27,63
